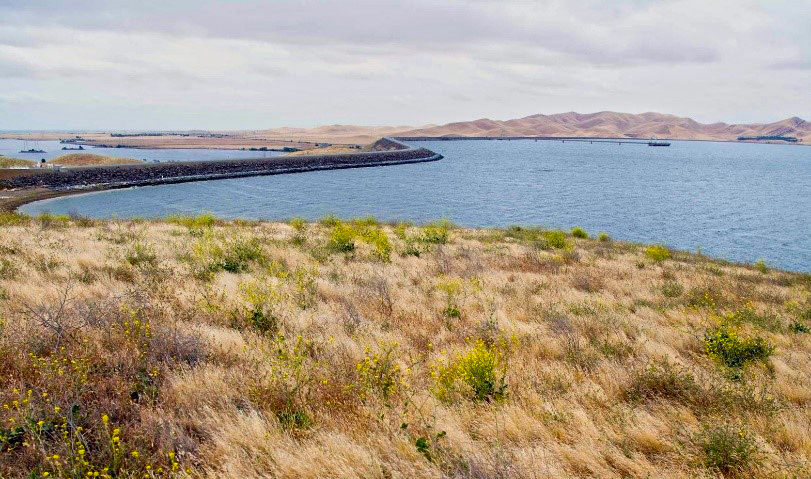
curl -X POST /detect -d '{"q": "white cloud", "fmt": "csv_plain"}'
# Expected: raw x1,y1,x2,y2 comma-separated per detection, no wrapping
0,0,808,129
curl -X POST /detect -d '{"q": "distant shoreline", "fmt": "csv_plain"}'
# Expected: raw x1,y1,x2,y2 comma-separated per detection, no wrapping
3,133,807,149
0,138,442,212
393,136,809,147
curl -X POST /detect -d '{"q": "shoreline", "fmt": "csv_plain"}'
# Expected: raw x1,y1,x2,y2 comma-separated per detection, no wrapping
3,132,807,148
0,138,441,212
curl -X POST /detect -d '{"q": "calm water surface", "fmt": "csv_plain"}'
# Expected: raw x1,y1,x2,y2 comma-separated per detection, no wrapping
21,140,811,271
0,138,281,163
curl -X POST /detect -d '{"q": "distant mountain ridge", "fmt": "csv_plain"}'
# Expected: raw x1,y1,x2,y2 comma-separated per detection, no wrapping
396,112,810,143
257,112,809,144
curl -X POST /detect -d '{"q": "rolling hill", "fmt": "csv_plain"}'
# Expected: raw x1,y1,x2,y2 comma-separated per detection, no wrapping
256,112,810,144
395,112,810,143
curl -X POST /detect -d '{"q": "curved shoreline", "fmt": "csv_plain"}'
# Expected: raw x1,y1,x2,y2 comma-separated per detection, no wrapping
0,138,442,212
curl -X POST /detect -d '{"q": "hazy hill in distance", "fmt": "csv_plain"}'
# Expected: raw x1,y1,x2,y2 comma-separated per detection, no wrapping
258,112,809,144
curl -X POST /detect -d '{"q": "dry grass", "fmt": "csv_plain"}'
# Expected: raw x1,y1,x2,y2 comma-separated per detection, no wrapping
50,154,143,166
0,216,809,478
0,157,34,168
285,146,360,156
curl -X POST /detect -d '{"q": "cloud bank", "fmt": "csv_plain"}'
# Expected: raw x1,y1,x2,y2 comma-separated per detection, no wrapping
0,0,808,129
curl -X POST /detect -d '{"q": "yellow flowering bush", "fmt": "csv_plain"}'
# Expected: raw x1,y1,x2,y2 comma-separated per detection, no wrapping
421,221,451,245
432,339,508,402
361,227,392,262
356,343,402,400
328,223,356,253
645,245,671,262
705,322,774,368
1,392,190,479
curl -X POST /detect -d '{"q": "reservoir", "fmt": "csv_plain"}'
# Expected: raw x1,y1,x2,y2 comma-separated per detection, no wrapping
20,139,811,272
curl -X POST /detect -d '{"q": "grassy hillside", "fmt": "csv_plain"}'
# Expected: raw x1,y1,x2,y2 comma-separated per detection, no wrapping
0,157,34,168
0,214,809,478
50,154,143,166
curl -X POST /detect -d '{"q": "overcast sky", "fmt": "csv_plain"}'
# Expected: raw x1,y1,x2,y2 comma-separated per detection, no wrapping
0,0,809,130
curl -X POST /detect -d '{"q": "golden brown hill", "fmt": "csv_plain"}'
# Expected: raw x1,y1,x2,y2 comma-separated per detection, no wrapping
399,112,810,142
2,112,807,147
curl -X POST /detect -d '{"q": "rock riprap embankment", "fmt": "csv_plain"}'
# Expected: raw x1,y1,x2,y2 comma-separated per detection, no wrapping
0,138,440,191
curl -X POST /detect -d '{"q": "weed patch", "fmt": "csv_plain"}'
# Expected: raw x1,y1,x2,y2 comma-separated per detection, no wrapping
696,423,762,476
704,323,773,369
433,339,508,402
626,361,702,405
421,221,453,244
645,245,670,262
356,343,402,400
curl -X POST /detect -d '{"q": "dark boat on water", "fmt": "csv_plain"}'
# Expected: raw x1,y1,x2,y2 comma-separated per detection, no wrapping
61,145,85,150
647,137,670,146
19,141,47,153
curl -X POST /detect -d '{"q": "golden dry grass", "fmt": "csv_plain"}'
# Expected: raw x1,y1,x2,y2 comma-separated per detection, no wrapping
285,146,360,156
0,215,809,478
0,157,34,168
50,154,143,166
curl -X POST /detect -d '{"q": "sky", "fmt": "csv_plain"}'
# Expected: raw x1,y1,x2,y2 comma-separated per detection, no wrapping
0,0,809,130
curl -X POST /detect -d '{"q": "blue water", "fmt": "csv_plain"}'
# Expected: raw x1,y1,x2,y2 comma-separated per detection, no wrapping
0,139,281,163
20,139,811,271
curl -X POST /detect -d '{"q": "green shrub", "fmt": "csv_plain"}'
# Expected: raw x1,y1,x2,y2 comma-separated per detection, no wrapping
289,218,307,245
71,215,97,227
328,223,356,253
543,231,568,249
37,212,71,228
437,277,462,318
571,227,588,239
753,260,768,274
238,280,280,333
361,227,392,262
0,212,30,226
503,226,568,249
598,233,611,242
125,243,157,268
686,285,724,309
433,339,507,402
697,423,761,475
192,235,265,277
626,361,701,404
442,306,461,318
319,214,341,227
422,222,450,244
661,280,684,298
401,241,422,257
645,245,670,262
789,321,809,333
276,408,312,431
704,323,774,368
724,303,781,331
289,218,307,231
0,258,18,280
219,238,265,273
353,215,379,227
393,222,411,240
166,212,217,229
